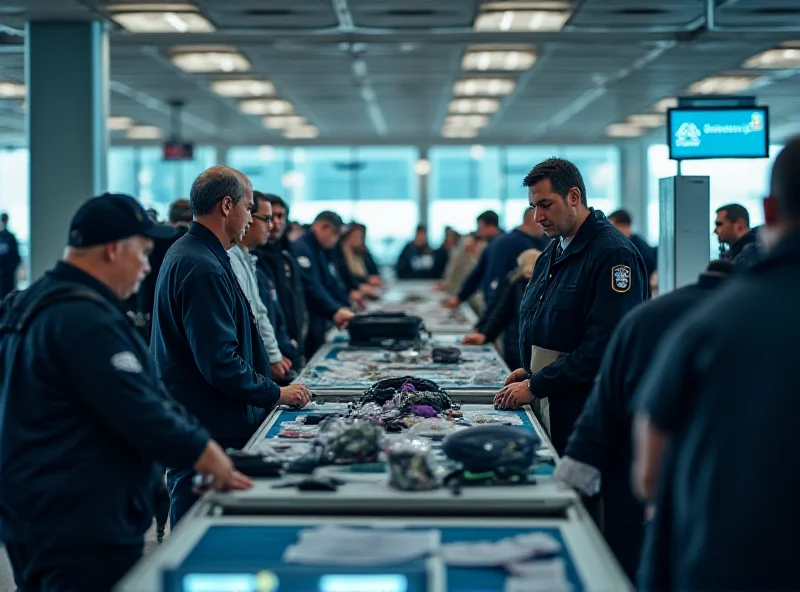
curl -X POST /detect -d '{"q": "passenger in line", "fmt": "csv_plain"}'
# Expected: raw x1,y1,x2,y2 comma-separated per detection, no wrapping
632,138,800,592
608,209,657,281
0,193,250,591
0,212,20,298
396,224,437,279
494,157,648,455
151,166,311,527
714,202,759,267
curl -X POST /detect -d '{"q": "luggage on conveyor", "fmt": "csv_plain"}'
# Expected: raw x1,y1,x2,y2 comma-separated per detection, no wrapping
347,312,425,347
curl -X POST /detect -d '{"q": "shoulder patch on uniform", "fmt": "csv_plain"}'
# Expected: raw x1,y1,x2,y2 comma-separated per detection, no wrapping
611,265,631,293
110,351,143,373
297,256,311,269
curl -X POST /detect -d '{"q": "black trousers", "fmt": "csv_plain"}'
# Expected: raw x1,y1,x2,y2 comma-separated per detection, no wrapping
6,542,142,592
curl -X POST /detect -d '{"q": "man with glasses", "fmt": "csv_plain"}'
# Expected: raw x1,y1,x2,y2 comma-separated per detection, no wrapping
229,192,292,381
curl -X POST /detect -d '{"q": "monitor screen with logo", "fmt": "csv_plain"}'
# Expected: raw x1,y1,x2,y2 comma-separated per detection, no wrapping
667,106,769,160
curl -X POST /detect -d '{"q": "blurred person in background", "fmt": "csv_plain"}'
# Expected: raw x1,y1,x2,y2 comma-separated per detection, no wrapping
432,226,461,279
439,232,486,312
332,222,382,296
396,224,437,279
0,213,21,298
608,209,657,281
714,203,760,268
462,248,542,370
287,221,305,242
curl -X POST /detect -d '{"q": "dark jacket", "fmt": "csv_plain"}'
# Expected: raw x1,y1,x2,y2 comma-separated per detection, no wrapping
520,210,648,454
630,233,657,278
0,262,208,547
151,222,280,451
432,245,451,279
722,228,760,269
292,230,351,357
255,264,301,368
331,243,380,286
395,242,437,279
476,272,527,371
253,235,307,358
564,271,726,580
458,229,541,310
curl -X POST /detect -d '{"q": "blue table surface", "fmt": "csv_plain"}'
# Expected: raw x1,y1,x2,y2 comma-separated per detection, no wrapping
180,524,583,591
267,408,554,477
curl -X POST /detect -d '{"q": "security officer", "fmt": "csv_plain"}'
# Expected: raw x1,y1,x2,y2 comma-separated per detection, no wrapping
152,167,310,527
555,259,732,580
293,210,355,358
495,157,648,455
632,138,800,592
0,193,251,591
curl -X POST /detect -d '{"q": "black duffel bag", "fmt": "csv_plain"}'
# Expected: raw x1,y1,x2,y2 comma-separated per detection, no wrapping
347,312,425,346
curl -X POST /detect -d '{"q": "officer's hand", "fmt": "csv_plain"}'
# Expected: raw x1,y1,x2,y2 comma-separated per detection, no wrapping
350,290,365,305
494,381,534,410
333,308,355,328
462,333,487,345
271,358,292,378
194,441,253,492
503,367,528,386
279,384,311,408
367,275,383,287
434,280,447,292
443,296,460,310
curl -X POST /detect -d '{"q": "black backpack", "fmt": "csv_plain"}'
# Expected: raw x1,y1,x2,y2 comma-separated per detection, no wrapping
347,312,425,347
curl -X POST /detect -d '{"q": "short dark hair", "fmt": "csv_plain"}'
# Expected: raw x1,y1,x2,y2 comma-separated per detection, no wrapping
168,198,192,225
190,166,252,216
608,209,632,226
706,259,735,275
523,158,588,206
771,136,800,221
0,213,8,224
264,193,289,217
314,210,344,231
252,190,271,213
477,210,499,227
716,203,750,227
416,224,427,233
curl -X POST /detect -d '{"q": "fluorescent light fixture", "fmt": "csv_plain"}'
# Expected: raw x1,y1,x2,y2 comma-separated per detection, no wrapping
281,170,305,188
743,47,800,69
111,11,214,33
449,98,500,114
171,50,250,73
239,99,293,115
108,3,198,10
626,113,665,128
442,127,479,138
414,158,432,176
258,145,275,161
606,123,644,138
688,76,757,95
470,144,486,159
474,9,572,32
126,125,163,140
445,114,490,128
462,48,537,71
210,79,275,97
0,81,25,98
454,78,516,96
653,97,677,113
108,116,134,131
282,125,319,139
263,115,307,129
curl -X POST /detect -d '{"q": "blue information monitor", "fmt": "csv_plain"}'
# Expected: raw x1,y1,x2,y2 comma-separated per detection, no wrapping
667,106,769,160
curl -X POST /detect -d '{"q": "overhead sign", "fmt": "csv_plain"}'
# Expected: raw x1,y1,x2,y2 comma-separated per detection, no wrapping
667,106,769,160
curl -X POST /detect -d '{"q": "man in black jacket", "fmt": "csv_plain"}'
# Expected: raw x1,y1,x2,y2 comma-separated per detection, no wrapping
0,193,250,591
253,194,308,366
151,167,311,526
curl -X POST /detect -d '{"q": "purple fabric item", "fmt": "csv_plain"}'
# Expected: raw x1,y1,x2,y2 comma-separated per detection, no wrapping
411,405,437,418
384,400,397,411
401,381,417,393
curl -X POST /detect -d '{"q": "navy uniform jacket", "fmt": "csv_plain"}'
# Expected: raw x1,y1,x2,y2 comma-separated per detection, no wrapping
630,233,657,277
0,262,209,547
458,229,542,310
635,233,800,592
255,265,300,367
563,271,725,580
476,273,526,371
152,222,280,451
292,230,350,356
395,243,437,279
520,210,648,454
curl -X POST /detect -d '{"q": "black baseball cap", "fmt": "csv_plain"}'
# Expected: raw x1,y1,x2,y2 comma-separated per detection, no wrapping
68,193,177,247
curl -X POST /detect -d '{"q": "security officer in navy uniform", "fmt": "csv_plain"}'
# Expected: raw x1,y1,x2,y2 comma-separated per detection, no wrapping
292,211,355,358
0,193,251,591
495,158,648,455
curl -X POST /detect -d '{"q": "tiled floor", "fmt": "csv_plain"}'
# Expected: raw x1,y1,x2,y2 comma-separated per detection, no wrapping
0,519,170,591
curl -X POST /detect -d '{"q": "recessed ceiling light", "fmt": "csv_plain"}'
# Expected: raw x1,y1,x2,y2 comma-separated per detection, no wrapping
126,125,163,140
442,127,479,138
0,81,25,99
210,79,275,97
171,50,250,73
445,114,490,128
743,48,800,69
109,3,198,10
653,97,678,113
281,170,305,188
108,116,134,131
688,75,757,95
449,98,501,114
262,115,307,129
462,49,537,71
470,144,486,159
474,9,572,32
627,114,666,128
239,99,293,115
454,78,516,96
606,123,644,138
111,11,214,33
282,125,318,139
414,158,432,176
